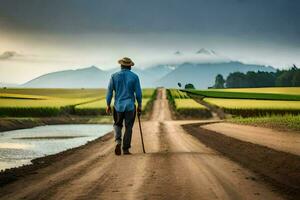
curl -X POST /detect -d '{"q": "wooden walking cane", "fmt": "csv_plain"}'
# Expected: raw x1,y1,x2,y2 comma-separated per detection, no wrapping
137,112,146,153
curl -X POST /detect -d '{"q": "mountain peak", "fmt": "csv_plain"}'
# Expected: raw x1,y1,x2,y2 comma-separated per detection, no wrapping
76,65,102,72
86,65,99,70
174,51,182,55
196,48,216,55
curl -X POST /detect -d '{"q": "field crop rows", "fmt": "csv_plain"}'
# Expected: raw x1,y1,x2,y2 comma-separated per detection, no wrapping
75,88,156,115
211,87,300,95
0,88,155,117
0,89,104,117
183,87,300,101
167,89,211,119
204,98,300,117
182,87,300,117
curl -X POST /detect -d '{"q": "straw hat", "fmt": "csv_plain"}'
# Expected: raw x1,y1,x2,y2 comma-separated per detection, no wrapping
118,57,135,67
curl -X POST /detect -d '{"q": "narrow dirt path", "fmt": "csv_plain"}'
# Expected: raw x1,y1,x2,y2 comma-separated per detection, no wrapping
0,88,284,200
189,94,227,120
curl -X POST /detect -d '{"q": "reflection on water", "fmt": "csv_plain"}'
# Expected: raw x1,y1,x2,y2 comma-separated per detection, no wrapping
0,124,112,171
0,142,32,149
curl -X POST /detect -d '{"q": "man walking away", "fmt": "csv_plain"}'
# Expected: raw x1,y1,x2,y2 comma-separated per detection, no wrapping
106,57,142,155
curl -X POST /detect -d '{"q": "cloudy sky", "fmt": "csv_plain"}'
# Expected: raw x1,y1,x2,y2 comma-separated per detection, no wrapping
0,0,299,84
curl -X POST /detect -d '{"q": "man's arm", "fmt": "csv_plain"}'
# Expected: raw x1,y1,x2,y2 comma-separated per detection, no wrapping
135,76,142,115
106,76,114,114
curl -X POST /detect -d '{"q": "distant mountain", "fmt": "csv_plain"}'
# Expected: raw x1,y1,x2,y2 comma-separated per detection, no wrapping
22,62,276,89
196,48,216,56
22,65,174,88
174,51,182,55
133,65,175,87
23,66,110,88
157,62,276,89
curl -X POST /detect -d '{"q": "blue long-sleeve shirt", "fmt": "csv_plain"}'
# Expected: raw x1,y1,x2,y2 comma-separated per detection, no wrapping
106,69,142,112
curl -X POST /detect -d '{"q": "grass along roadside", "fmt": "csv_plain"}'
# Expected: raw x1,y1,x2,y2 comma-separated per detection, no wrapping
228,115,300,132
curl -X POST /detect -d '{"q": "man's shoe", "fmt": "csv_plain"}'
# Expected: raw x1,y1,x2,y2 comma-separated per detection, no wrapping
115,144,121,156
123,149,131,155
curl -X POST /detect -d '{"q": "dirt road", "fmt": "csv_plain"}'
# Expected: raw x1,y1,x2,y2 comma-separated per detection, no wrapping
0,89,284,200
202,123,300,156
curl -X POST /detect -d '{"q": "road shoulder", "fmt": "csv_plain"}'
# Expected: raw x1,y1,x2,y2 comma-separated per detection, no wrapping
182,123,300,199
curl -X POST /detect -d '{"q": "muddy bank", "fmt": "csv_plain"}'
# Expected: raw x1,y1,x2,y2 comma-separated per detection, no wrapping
182,123,300,199
0,116,112,132
0,132,113,187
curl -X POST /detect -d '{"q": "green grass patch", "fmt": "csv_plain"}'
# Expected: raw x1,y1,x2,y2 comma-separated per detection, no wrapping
228,115,300,132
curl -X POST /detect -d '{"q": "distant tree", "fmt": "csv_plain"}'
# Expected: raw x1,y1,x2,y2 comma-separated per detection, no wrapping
292,64,298,70
185,83,195,89
246,71,276,87
226,72,249,88
292,71,300,86
276,70,294,87
292,65,300,86
276,65,299,87
177,82,182,88
245,71,257,87
223,65,299,88
214,74,225,88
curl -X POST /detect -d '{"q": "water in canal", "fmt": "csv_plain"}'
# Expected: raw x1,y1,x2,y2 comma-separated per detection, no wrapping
0,124,112,171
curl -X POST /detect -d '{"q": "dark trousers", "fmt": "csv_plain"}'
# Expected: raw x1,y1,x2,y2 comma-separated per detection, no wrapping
113,107,136,150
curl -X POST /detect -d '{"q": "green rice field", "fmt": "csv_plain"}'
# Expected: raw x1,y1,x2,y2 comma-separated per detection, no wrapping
0,88,155,117
204,98,300,117
74,98,152,115
180,87,300,117
211,87,300,95
174,99,206,110
183,87,300,101
167,89,211,118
